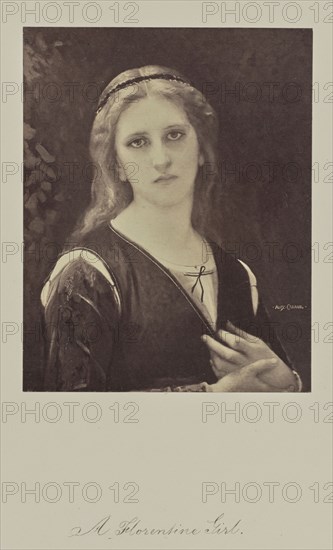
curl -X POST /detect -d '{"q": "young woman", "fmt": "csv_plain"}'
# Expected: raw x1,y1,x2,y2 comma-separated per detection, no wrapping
41,65,302,392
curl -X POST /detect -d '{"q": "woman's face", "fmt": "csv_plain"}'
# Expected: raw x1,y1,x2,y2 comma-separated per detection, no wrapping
115,95,203,208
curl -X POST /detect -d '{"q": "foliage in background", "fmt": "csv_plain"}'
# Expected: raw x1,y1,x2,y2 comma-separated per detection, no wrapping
23,31,94,389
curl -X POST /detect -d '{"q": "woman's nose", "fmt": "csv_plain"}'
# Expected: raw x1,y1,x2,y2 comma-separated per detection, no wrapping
151,141,171,171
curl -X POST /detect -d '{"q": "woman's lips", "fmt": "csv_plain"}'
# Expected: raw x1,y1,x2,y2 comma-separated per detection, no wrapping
154,175,177,183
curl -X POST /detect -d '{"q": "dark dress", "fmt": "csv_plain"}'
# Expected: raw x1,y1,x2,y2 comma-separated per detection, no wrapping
41,222,291,391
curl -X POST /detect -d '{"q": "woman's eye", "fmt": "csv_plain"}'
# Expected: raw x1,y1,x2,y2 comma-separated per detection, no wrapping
167,131,184,141
128,138,146,148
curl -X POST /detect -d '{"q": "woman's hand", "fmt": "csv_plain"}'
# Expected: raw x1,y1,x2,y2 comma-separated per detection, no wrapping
202,321,298,391
208,358,282,392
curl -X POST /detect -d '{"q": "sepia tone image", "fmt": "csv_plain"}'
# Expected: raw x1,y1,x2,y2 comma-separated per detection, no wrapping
23,27,312,392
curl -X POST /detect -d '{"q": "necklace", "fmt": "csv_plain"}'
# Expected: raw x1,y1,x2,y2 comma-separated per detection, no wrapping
184,264,216,302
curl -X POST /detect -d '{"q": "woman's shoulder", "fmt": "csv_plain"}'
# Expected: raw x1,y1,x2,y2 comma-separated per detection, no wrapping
208,240,259,315
41,248,121,313
208,240,257,281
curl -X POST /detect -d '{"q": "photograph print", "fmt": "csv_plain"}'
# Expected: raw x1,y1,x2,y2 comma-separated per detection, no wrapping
23,27,312,392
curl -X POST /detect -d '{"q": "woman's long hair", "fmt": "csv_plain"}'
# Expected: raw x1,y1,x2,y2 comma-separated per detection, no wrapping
72,65,220,241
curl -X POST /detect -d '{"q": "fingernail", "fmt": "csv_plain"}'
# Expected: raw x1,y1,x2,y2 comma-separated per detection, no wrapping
270,358,278,365
201,334,207,342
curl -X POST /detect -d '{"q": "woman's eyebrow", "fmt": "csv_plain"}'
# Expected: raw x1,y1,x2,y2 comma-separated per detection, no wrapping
123,123,190,141
124,131,149,140
164,123,190,130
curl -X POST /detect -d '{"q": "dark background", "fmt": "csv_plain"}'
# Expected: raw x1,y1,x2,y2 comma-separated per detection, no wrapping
23,28,312,391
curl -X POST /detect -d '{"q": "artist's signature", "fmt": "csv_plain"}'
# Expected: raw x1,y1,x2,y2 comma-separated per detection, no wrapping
273,304,307,311
69,513,243,539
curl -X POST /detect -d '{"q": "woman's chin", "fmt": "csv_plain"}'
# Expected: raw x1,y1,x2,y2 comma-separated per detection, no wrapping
140,187,194,209
150,195,190,209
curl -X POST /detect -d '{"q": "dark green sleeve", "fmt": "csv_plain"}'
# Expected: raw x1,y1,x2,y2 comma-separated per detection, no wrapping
42,258,120,391
254,295,294,370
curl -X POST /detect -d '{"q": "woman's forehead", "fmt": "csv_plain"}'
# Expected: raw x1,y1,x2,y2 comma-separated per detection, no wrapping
116,96,190,135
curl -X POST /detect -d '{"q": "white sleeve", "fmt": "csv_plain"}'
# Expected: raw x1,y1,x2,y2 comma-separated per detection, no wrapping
40,248,121,312
237,259,259,316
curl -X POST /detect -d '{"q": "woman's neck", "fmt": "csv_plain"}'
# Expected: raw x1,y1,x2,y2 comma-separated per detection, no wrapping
111,200,204,265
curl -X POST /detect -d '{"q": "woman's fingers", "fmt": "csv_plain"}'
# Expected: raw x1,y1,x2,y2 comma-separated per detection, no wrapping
226,320,260,344
216,328,247,352
243,358,277,376
209,359,281,392
201,334,239,363
215,321,261,354
242,361,283,392
209,354,240,377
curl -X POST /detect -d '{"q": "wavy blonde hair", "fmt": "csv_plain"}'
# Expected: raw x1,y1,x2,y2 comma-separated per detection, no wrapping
73,65,219,240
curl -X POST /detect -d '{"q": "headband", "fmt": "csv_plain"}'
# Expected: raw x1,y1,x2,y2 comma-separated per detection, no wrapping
96,73,192,114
